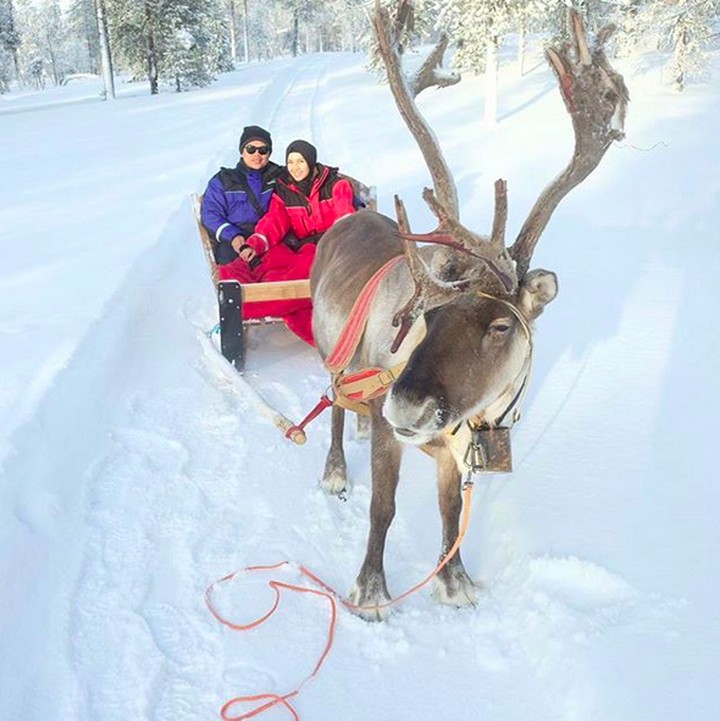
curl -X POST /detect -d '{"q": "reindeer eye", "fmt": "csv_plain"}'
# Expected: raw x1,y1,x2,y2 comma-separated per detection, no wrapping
489,318,513,335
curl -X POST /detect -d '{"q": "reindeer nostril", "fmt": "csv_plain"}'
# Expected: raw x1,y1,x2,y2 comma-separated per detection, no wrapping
394,427,417,438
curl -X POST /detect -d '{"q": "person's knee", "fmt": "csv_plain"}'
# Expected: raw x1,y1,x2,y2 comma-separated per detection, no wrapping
218,257,254,282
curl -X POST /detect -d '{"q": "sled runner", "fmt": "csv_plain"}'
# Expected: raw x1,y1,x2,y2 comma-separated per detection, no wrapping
191,177,376,372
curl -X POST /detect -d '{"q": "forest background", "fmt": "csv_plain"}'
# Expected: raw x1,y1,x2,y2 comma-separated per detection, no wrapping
1,0,718,100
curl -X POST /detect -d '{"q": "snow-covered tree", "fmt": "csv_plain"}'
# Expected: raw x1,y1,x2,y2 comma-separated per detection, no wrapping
0,0,21,90
163,6,231,91
612,0,719,91
65,0,99,74
663,0,718,90
107,0,230,94
434,0,515,123
13,0,73,86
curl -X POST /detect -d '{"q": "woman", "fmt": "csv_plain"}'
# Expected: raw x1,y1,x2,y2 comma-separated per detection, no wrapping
219,139,356,345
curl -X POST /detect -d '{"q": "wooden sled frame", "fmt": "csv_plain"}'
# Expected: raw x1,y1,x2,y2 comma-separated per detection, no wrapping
191,176,376,372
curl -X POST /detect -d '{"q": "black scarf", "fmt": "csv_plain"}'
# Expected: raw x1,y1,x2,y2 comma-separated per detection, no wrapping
293,170,317,198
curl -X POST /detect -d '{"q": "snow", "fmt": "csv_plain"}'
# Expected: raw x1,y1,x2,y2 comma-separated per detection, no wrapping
1,44,719,721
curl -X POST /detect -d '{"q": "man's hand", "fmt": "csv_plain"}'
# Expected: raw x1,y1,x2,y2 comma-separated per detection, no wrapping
230,235,245,254
231,235,257,263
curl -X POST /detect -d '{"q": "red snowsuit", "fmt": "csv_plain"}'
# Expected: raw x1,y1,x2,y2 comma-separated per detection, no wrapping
218,165,356,345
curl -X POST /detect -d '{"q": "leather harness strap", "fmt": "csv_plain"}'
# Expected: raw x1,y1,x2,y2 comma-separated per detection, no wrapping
331,362,407,414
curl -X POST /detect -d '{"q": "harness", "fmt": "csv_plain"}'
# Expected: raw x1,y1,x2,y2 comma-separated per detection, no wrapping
325,255,406,413
286,259,534,455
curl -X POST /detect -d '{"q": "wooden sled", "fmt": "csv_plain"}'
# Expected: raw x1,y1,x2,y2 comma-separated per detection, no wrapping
191,177,376,372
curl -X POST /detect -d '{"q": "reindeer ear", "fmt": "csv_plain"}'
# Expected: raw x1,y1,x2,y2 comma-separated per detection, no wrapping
517,269,558,320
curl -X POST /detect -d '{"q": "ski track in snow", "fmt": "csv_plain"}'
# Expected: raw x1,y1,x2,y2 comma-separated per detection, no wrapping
2,48,712,721
65,54,348,721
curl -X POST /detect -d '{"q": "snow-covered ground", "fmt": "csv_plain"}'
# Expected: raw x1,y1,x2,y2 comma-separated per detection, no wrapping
1,42,719,721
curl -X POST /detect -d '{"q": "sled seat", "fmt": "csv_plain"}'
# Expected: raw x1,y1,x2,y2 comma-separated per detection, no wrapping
191,177,376,372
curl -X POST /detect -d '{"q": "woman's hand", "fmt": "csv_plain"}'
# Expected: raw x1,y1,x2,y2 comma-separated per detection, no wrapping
231,235,245,254
239,246,256,262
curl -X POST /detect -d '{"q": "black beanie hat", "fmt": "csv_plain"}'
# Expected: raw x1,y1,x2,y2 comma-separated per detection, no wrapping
239,125,272,152
285,139,317,170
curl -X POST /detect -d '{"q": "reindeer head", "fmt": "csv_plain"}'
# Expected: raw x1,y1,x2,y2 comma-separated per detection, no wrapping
383,269,557,444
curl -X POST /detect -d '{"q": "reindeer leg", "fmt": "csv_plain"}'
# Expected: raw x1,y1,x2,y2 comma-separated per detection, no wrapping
349,400,402,621
355,412,370,441
432,446,478,607
321,405,348,495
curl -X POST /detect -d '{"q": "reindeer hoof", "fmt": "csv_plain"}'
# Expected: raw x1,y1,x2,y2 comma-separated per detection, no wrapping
348,580,393,622
320,467,348,496
321,450,348,496
431,568,479,608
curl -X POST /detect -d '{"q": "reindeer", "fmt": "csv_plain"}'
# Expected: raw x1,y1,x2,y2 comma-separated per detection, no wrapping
310,5,629,620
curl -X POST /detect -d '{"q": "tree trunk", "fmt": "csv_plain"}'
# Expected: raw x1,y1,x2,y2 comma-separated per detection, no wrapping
517,15,526,76
11,48,20,83
242,0,249,62
145,5,159,95
95,0,115,100
291,10,299,57
147,33,159,94
5,0,20,83
47,36,60,85
484,35,499,125
672,22,689,92
228,0,237,63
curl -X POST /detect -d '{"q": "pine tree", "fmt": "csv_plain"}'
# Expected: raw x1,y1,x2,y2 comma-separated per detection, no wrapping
107,0,230,94
433,0,515,124
657,0,718,90
13,0,72,87
612,0,719,91
0,0,21,90
66,0,100,74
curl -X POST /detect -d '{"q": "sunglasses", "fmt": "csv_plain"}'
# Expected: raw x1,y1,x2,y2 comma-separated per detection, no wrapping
244,145,270,155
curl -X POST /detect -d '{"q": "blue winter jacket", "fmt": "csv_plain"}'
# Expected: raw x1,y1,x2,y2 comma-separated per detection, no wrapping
201,160,283,265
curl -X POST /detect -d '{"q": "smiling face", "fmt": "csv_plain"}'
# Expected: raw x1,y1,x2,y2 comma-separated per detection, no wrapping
286,152,311,182
241,141,271,170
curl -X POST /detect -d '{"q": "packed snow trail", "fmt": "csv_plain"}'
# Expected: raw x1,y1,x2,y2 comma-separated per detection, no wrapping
1,48,719,721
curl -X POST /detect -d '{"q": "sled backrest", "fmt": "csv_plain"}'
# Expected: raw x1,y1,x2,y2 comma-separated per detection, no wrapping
191,193,220,288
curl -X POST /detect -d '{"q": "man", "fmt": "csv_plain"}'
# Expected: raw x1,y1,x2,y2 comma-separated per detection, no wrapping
201,125,282,266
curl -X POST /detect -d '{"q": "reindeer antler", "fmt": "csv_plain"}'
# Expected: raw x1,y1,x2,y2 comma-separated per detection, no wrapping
391,195,462,352
373,1,517,303
510,9,629,279
372,1,459,219
374,2,627,344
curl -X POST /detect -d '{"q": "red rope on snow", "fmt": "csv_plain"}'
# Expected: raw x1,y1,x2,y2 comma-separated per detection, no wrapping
205,483,475,720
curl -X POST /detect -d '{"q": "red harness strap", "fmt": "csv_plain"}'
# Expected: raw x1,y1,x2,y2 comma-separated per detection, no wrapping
334,364,405,403
284,256,405,439
283,394,334,440
324,255,403,373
